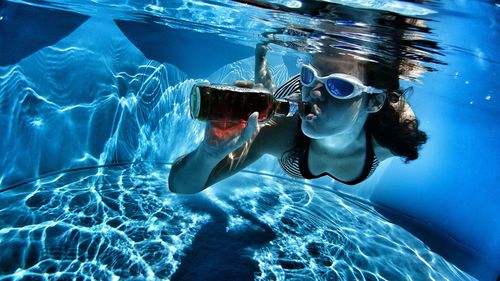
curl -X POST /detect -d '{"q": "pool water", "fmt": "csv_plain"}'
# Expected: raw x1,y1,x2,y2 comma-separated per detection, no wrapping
0,0,499,280
0,164,474,280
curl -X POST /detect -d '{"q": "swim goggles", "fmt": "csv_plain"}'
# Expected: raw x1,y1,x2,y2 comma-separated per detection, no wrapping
300,64,385,99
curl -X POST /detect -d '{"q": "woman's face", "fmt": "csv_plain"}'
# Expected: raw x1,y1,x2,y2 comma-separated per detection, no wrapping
300,55,371,139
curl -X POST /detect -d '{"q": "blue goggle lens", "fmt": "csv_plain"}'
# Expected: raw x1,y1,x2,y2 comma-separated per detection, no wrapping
326,78,355,97
300,67,314,85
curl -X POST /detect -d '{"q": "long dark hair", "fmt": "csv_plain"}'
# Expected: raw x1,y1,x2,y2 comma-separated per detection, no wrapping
365,88,427,162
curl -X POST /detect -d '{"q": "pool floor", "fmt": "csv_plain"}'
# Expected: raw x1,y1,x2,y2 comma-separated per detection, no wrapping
0,164,474,280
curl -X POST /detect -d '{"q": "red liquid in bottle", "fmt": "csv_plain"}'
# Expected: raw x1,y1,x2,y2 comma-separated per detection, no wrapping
191,84,274,122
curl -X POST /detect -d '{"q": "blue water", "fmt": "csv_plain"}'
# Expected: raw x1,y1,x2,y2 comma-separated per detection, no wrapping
0,164,475,280
0,0,499,280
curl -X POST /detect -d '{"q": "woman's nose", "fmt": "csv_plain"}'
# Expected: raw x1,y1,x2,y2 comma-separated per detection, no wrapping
303,83,325,101
311,89,322,99
310,83,325,101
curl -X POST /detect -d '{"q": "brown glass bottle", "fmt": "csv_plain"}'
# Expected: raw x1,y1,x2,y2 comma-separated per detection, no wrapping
190,83,309,123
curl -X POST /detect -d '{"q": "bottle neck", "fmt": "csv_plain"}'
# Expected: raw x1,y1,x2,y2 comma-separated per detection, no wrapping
274,99,310,118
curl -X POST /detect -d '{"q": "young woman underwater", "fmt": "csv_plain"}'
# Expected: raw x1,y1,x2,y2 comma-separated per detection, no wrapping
168,43,427,194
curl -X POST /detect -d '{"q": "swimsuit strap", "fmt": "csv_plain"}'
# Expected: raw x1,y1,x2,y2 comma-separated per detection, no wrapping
273,74,301,99
278,116,309,178
276,74,308,178
298,129,378,185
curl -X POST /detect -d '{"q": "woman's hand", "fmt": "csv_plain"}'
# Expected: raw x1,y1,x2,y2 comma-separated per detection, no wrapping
200,112,261,160
199,80,266,160
254,43,276,93
169,80,267,194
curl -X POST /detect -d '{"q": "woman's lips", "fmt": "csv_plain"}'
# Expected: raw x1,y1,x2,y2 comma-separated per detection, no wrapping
305,114,316,120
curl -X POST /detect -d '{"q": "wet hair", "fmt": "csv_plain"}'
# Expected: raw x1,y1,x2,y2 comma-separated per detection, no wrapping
365,87,427,162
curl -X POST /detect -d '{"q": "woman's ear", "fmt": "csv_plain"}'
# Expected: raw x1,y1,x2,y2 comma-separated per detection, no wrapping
366,93,386,113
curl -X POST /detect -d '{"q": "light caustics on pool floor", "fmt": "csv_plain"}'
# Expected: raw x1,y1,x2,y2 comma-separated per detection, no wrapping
0,165,473,281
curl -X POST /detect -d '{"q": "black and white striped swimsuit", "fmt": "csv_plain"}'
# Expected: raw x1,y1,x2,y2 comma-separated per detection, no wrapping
274,75,379,185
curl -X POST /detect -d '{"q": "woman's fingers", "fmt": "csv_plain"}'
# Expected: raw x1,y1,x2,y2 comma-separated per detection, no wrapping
203,112,261,157
234,80,254,88
239,112,260,143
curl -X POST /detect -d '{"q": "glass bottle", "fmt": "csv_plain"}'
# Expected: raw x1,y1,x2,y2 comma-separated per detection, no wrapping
190,83,310,123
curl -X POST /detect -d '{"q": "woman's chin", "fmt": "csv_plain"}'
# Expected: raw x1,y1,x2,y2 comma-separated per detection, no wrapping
301,120,344,139
301,121,328,138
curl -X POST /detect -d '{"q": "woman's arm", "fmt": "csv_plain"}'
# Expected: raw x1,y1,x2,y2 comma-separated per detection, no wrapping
169,44,276,194
254,43,276,93
168,113,262,194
